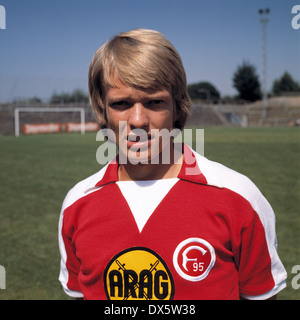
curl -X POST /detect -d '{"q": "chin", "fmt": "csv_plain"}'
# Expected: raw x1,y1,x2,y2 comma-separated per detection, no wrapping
127,150,155,165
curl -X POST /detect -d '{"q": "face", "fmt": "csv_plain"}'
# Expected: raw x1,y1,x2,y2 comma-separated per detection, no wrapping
105,77,175,165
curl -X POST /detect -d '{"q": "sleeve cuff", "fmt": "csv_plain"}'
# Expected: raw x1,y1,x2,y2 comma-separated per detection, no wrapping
240,280,286,300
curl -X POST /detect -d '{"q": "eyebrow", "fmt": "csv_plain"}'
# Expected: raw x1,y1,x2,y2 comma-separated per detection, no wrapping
106,91,171,104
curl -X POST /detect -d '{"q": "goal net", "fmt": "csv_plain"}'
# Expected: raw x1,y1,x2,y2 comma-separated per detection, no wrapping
14,107,86,137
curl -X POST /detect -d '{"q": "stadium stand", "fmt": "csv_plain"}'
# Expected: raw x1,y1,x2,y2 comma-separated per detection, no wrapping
0,97,300,135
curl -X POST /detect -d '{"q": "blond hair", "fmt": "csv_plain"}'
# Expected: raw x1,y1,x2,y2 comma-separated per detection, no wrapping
88,29,191,130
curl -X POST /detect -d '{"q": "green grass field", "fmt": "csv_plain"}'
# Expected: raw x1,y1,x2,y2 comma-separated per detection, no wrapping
0,127,299,300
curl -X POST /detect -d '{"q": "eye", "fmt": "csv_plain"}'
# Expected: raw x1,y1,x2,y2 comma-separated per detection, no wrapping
109,100,131,110
147,100,164,107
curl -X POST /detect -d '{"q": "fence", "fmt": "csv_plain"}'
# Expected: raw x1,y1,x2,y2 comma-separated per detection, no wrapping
0,98,300,135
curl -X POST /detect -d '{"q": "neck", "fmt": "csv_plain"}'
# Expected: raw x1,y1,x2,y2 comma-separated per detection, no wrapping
118,143,183,181
118,160,182,181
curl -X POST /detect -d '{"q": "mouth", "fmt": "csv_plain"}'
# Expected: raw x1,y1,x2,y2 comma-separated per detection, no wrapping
127,135,150,142
126,134,152,149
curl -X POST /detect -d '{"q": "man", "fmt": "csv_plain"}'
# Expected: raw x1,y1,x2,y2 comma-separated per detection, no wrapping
58,29,287,300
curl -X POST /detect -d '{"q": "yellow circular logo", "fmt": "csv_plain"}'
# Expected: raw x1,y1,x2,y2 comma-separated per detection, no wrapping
104,247,175,300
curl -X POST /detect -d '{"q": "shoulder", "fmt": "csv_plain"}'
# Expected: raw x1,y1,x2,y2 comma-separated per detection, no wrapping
209,159,261,202
193,150,275,225
61,163,109,213
194,150,261,200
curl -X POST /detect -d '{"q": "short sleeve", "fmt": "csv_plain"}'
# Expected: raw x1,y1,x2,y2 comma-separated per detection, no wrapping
235,189,287,299
58,201,84,299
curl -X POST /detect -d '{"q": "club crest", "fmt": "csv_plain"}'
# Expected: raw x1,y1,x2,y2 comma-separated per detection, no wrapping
173,238,216,282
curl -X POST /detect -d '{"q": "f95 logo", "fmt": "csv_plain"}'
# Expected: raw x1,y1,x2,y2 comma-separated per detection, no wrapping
292,5,300,30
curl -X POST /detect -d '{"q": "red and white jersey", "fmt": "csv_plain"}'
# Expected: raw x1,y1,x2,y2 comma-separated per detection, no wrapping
58,145,287,300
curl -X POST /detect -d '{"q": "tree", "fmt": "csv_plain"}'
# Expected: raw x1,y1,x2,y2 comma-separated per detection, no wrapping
187,81,220,103
232,61,262,102
50,89,89,104
272,72,300,96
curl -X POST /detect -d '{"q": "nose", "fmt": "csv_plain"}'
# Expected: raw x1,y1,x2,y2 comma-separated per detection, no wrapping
128,103,149,129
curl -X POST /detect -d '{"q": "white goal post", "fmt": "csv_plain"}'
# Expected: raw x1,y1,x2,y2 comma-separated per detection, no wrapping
14,107,85,137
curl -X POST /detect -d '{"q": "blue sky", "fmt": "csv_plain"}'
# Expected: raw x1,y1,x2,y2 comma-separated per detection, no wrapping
0,0,299,102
